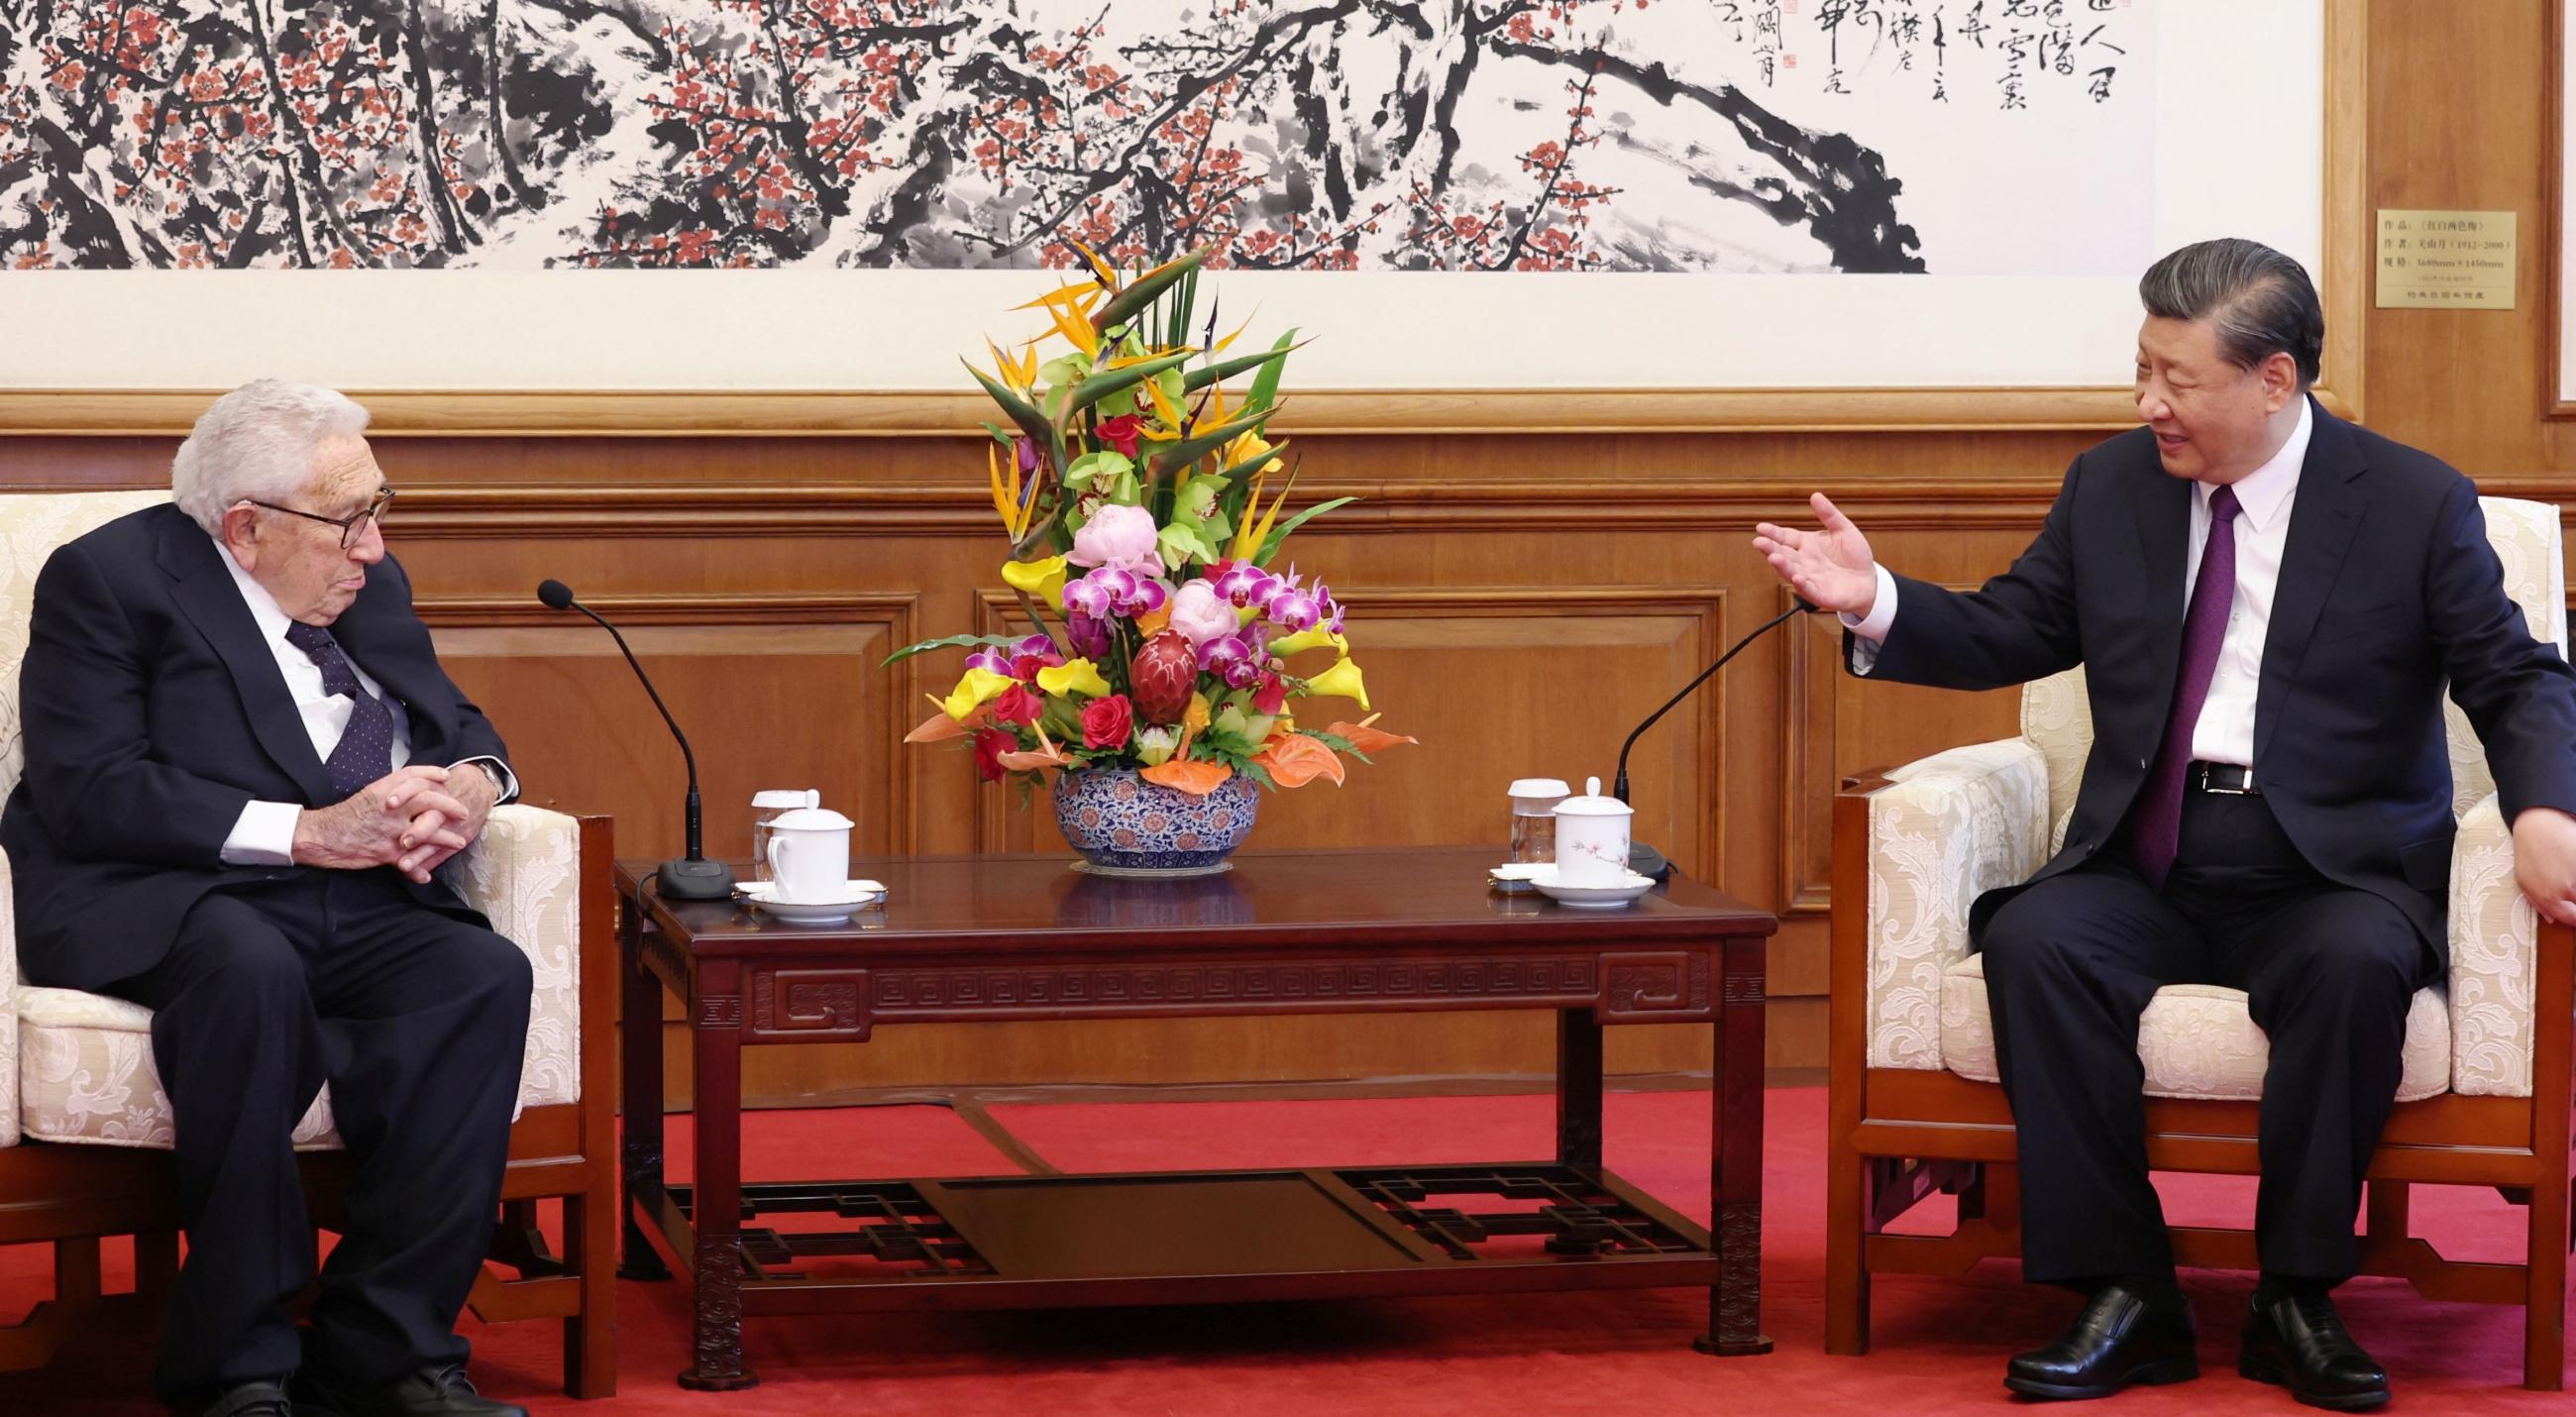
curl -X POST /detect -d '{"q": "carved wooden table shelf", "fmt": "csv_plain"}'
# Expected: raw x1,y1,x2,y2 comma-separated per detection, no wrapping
614,846,1776,1390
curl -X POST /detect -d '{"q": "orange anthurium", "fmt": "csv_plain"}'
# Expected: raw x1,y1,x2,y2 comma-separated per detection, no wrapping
909,704,978,743
996,729,1076,776
1141,758,1233,797
1325,716,1418,755
1252,733,1345,789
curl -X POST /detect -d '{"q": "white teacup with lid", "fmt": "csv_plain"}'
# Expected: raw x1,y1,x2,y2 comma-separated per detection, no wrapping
751,789,820,883
763,806,855,903
1553,776,1636,888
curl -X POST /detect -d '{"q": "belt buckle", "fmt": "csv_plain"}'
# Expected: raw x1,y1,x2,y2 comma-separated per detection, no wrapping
2199,764,2252,796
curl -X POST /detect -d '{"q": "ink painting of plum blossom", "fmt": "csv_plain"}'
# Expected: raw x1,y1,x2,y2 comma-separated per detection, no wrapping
1,0,2148,275
0,1,2324,402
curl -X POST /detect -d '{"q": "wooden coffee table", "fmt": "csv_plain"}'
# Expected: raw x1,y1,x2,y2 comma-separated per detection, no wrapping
614,846,1776,1389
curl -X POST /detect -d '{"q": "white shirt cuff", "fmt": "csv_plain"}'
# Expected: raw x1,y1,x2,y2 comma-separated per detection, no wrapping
1838,565,1899,674
220,800,302,867
452,756,520,805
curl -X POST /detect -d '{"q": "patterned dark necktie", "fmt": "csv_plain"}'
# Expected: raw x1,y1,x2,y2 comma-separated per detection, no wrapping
2129,485,2241,888
283,620,396,801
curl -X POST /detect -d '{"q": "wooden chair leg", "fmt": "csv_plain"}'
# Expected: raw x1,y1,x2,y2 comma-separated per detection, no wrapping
2527,1163,2570,1390
563,1184,618,1398
2366,1180,2411,1244
1825,1129,1870,1355
134,1231,179,1299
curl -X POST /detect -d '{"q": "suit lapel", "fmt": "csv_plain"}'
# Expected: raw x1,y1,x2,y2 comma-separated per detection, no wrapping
2132,461,2194,713
2254,399,2372,763
155,513,339,805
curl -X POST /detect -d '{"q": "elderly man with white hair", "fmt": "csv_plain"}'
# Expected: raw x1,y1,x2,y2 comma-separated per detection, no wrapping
0,382,532,1417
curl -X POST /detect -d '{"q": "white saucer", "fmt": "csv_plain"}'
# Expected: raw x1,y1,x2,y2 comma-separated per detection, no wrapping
738,879,885,925
1529,867,1656,909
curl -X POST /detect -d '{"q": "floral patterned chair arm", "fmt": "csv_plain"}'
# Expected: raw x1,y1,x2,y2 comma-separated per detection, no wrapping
446,804,585,1111
1858,738,2054,1073
2447,793,2546,1099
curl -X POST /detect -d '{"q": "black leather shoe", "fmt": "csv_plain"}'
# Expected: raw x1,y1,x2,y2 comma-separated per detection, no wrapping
290,1362,528,1417
2240,1290,2390,1410
172,1379,294,1417
2003,1280,2200,1400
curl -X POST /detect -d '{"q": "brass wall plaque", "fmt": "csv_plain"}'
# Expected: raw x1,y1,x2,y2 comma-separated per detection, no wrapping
2376,209,2517,309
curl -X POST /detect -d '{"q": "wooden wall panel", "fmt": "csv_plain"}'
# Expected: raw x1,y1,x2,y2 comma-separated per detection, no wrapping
6,2,2555,1097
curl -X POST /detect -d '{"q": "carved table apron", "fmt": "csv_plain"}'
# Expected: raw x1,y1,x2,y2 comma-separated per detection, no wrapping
614,846,1776,1390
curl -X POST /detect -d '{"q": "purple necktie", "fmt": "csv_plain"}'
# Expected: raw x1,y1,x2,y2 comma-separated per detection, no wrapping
2129,486,2241,888
284,620,397,802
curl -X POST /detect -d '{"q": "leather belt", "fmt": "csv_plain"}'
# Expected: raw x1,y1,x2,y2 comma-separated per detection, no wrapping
2188,761,2259,795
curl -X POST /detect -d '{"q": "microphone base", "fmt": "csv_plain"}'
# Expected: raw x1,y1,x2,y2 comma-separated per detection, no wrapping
658,855,738,900
1627,841,1673,884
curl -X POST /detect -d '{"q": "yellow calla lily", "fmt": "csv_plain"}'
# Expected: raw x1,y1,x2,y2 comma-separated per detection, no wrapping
1001,555,1067,603
1269,625,1348,659
940,667,1017,721
1035,658,1112,698
1300,657,1370,711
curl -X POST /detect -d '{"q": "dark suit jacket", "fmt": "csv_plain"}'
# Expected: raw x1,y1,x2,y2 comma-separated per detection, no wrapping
1,503,511,990
1850,398,2576,959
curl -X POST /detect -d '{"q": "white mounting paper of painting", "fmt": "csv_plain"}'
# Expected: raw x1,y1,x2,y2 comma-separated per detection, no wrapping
0,0,2321,393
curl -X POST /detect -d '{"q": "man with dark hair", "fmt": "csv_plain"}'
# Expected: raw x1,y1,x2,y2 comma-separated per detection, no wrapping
1754,238,2576,1407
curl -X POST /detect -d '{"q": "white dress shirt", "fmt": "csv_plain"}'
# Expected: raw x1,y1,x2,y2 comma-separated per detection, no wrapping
213,538,517,865
1847,399,2315,772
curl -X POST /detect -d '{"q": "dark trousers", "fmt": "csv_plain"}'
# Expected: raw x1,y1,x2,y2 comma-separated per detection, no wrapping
1979,789,2433,1287
102,868,532,1401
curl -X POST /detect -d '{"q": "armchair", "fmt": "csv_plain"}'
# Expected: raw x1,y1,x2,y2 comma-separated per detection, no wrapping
1827,496,2574,1389
0,490,617,1397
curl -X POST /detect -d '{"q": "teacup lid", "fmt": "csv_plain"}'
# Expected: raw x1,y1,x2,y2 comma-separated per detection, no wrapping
766,806,853,830
752,789,820,810
1553,776,1633,818
1507,778,1570,800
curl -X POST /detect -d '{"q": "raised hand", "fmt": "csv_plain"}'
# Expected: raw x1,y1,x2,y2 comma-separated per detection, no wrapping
1753,492,1881,617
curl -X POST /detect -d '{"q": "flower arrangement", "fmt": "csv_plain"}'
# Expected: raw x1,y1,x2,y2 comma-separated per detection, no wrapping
890,244,1413,812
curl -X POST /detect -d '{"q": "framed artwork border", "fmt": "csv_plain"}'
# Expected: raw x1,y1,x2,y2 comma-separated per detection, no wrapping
0,4,2368,438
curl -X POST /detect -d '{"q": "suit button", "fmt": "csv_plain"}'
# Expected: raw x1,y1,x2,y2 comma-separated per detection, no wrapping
2138,756,2148,769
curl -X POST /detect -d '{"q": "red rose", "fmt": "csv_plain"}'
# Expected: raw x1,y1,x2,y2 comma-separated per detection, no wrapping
972,728,1015,781
1081,693,1135,750
1097,413,1143,458
992,684,1044,726
1252,672,1288,716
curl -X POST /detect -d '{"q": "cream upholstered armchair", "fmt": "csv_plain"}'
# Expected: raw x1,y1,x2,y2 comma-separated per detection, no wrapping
1827,495,2576,1391
0,490,617,1396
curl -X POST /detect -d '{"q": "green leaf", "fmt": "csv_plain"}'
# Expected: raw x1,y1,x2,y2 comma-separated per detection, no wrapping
1254,495,1360,567
1057,350,1199,428
1245,327,1297,432
1144,409,1270,479
1157,520,1221,570
1091,247,1211,334
880,632,1026,669
1180,340,1307,393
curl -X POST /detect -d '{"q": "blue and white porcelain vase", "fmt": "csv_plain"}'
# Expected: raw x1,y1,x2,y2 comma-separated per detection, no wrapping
1053,767,1260,875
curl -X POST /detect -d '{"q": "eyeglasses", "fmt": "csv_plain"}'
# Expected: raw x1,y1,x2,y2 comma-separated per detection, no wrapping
246,487,395,550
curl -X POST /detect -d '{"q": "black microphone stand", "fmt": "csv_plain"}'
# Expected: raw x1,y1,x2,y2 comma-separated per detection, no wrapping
1614,599,1817,881
541,583,736,900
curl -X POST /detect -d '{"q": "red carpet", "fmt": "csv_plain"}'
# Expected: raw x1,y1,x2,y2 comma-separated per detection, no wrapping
2,1087,2562,1414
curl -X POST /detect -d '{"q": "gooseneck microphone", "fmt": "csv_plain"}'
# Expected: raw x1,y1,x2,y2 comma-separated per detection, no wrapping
537,579,735,900
1612,596,1821,882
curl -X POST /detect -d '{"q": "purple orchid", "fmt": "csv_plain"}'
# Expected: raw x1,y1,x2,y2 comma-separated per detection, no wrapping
964,645,1013,675
1199,633,1263,689
1063,566,1174,620
1210,559,1277,609
1261,568,1323,633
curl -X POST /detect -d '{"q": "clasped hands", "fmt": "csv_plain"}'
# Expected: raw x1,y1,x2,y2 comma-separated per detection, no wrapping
291,763,497,884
